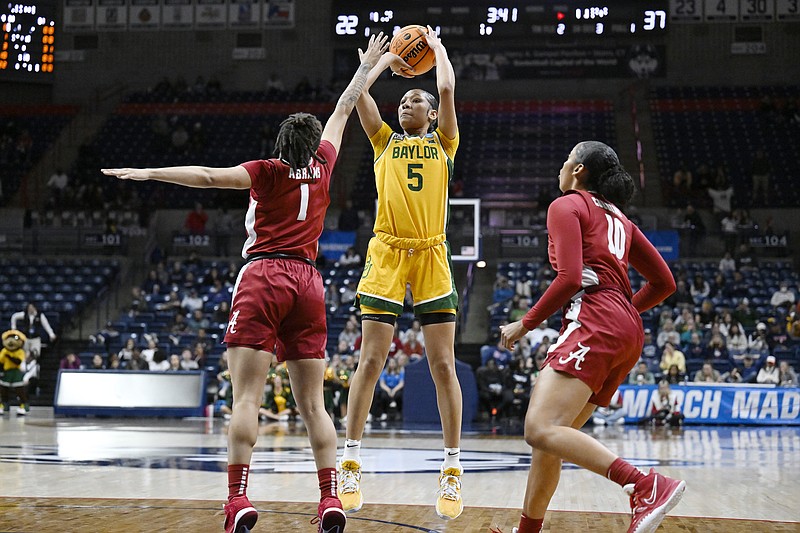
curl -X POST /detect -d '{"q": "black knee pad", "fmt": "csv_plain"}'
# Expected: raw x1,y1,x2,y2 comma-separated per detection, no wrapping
419,312,456,326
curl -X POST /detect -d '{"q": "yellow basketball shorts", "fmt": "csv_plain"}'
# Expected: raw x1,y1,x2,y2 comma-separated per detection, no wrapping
356,236,458,316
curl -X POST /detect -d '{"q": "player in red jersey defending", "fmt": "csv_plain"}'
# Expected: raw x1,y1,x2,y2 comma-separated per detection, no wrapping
491,141,685,533
103,33,389,533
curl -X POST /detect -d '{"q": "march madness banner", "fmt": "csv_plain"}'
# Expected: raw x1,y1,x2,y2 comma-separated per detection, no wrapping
619,384,800,426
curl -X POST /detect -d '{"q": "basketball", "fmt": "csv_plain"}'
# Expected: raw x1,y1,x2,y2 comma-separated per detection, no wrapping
389,25,436,75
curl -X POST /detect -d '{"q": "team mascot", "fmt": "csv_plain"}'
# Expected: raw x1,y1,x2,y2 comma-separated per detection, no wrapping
0,329,29,415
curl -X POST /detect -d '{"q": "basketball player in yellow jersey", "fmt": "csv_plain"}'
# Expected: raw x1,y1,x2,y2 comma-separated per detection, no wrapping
338,26,465,521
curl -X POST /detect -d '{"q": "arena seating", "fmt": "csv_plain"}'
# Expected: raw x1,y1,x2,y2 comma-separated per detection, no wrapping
0,105,78,205
0,258,120,333
649,86,800,206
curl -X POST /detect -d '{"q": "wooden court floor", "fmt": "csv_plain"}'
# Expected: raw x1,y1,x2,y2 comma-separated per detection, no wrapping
0,409,798,532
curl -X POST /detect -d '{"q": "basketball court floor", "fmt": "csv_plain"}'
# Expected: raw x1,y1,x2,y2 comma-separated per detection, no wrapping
0,409,798,532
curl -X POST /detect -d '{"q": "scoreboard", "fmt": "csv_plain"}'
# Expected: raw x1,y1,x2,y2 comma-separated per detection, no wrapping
669,0,800,22
332,1,669,40
1,0,56,81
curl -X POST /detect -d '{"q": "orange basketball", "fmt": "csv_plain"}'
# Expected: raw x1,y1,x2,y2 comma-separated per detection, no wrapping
389,25,436,76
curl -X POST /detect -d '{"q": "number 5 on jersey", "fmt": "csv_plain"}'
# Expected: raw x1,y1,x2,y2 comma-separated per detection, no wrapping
407,164,423,191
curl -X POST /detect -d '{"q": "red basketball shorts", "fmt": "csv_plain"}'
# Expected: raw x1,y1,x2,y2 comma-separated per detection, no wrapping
223,258,327,361
543,289,644,407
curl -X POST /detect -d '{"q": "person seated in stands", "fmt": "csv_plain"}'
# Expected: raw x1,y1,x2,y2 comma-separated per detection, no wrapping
487,339,513,369
697,299,718,326
508,296,530,322
748,322,770,356
641,381,684,427
90,354,105,370
703,331,728,360
213,301,231,326
756,355,780,385
170,313,189,337
371,357,405,422
182,271,198,291
694,361,721,383
168,261,186,285
657,318,681,348
59,352,82,370
629,361,655,385
766,318,790,352
155,290,182,313
665,280,694,308
168,354,182,371
771,281,796,311
193,328,214,353
682,331,705,360
181,289,203,314
179,348,199,370
89,321,121,352
403,331,425,362
659,342,686,375
512,335,532,360
149,349,170,371
524,320,559,351
678,315,703,346
126,349,149,371
639,328,658,361
476,358,509,420
735,243,756,272
107,353,121,370
737,354,760,384
733,297,757,328
689,274,710,304
187,309,210,332
141,337,158,364
491,275,514,305
339,279,357,306
338,246,362,267
192,344,207,368
207,279,228,307
778,360,798,388
664,364,684,385
338,318,360,351
141,269,162,295
726,324,749,360
117,337,137,363
718,252,736,273
506,357,533,418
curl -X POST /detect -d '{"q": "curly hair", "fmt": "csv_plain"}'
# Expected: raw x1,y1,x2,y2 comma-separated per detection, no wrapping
274,112,326,170
574,141,635,207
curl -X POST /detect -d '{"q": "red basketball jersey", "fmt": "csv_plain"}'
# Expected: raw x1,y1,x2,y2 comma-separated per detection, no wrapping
239,140,337,261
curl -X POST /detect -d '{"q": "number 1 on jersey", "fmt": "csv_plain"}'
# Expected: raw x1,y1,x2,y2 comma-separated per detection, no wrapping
605,213,626,260
297,183,309,221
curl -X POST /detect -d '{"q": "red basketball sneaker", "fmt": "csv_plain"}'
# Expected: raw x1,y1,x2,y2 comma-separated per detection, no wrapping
223,495,258,533
313,497,347,533
624,468,686,533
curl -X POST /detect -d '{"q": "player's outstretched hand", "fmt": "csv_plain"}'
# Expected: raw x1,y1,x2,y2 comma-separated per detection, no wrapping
101,168,150,181
425,25,443,52
385,53,415,78
358,32,389,68
499,320,528,351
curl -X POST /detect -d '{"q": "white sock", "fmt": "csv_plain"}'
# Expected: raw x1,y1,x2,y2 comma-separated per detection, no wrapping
443,447,461,471
342,439,361,463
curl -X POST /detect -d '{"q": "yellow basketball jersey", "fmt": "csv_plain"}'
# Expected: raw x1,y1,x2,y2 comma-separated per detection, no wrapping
369,122,459,240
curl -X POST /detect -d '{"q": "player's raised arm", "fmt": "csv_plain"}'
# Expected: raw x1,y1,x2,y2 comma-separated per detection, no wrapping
101,165,251,189
321,32,389,152
426,25,457,139
355,51,413,138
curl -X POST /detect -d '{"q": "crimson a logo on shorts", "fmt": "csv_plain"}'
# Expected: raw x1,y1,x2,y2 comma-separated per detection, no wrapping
227,310,240,334
559,342,590,370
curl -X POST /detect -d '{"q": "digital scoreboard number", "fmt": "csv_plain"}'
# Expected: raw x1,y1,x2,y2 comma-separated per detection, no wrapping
1,1,56,80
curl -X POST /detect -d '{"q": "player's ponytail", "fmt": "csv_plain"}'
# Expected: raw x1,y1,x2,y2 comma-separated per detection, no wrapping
575,141,635,207
422,90,439,133
274,112,326,170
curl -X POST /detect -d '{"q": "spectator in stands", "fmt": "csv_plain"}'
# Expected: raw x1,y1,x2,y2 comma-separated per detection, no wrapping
749,149,770,206
338,246,362,266
524,320,559,351
141,337,158,364
400,318,424,348
704,332,728,360
117,337,136,363
337,199,361,232
141,270,162,295
664,364,683,385
766,318,790,352
748,322,770,355
168,354,182,371
678,316,702,345
515,275,533,299
659,342,685,375
46,168,69,205
689,274,710,304
107,353,121,370
265,72,286,96
697,299,718,326
707,174,733,218
259,374,297,422
770,281,796,311
641,329,658,360
194,328,214,354
693,163,713,194
487,339,513,369
508,296,530,322
683,331,705,360
324,283,339,313
184,202,208,235
628,362,655,385
180,349,199,370
403,331,425,362
10,303,57,358
665,280,694,308
694,362,721,383
372,357,404,422
187,309,210,332
89,354,105,370
154,290,180,313
181,288,204,314
476,358,508,420
726,324,748,359
207,279,229,307
756,355,780,385
213,301,231,326
192,344,207,368
59,352,82,370
512,335,532,360
671,164,692,206
778,360,798,387
149,349,170,371
683,204,705,256
168,261,186,285
170,313,189,336
735,243,757,272
338,318,359,351
340,279,358,306
492,275,514,305
734,297,757,328
656,319,680,348
737,354,759,384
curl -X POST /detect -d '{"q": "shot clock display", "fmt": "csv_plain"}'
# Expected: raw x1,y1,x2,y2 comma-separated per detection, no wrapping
333,1,668,40
1,0,56,80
